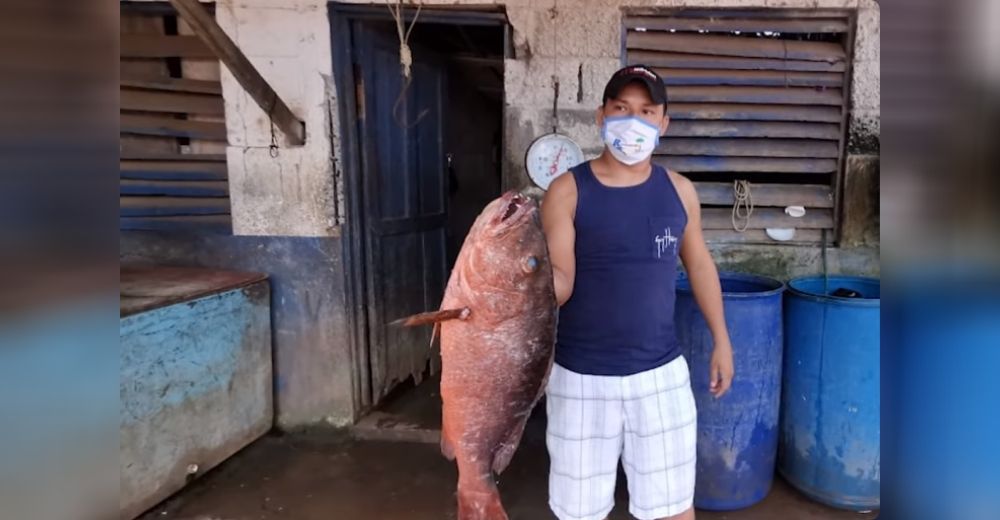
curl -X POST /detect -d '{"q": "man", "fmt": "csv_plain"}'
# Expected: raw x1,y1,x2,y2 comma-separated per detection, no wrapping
541,65,735,520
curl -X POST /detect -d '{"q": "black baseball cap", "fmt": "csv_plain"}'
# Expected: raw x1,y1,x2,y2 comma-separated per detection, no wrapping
602,65,668,106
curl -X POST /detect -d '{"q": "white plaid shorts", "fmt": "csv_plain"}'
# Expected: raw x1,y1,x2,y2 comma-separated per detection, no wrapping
546,356,697,520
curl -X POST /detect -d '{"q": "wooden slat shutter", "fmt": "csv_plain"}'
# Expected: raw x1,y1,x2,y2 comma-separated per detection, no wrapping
625,10,854,244
120,3,231,232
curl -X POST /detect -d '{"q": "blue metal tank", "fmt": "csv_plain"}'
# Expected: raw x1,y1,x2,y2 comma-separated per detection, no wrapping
779,276,880,510
676,272,785,510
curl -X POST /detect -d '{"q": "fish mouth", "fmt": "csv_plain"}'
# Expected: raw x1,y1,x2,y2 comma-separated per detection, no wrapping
492,190,535,227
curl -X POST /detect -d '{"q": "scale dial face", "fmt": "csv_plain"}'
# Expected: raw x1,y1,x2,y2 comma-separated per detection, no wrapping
525,133,585,190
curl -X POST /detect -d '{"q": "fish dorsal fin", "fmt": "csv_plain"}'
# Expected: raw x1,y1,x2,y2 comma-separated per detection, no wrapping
391,307,471,327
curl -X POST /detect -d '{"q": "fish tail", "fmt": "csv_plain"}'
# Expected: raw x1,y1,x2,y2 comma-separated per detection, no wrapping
457,479,508,520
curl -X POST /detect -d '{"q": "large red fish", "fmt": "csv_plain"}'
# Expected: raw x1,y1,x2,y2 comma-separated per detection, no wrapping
399,190,557,520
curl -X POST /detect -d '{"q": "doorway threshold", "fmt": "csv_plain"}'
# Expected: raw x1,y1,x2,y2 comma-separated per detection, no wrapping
351,372,442,444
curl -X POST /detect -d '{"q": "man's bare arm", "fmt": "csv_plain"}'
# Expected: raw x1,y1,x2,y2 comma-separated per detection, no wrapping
541,173,577,306
673,172,734,397
674,173,725,341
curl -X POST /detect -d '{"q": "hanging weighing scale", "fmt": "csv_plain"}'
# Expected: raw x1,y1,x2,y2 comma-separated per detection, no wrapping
524,133,585,190
526,21,584,191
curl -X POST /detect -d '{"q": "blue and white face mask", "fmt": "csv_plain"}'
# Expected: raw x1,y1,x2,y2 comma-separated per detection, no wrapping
601,116,660,166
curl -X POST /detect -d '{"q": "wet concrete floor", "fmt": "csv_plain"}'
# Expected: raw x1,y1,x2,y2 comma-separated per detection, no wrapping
140,410,878,520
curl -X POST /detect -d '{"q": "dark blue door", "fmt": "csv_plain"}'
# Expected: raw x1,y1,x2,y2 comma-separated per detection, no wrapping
353,23,448,401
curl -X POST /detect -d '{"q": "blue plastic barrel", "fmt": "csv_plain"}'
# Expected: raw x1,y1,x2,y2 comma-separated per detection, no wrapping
779,276,880,510
676,272,785,510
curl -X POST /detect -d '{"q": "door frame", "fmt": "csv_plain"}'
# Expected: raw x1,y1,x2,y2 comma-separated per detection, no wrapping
328,4,510,420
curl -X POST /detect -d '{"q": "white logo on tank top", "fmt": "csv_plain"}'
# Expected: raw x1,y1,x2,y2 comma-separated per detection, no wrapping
655,227,678,258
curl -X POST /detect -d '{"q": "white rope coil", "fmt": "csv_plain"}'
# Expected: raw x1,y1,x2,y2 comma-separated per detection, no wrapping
731,179,754,232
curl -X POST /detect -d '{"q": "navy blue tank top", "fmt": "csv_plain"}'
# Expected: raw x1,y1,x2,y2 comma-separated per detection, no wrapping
555,161,688,376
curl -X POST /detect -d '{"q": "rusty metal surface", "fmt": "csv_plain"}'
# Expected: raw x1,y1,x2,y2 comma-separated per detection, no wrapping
120,264,266,317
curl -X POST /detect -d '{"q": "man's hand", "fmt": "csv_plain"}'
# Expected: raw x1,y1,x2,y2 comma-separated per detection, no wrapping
709,339,734,398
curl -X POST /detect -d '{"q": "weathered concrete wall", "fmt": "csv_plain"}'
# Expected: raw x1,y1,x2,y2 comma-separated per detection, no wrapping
840,155,879,247
120,281,272,520
842,1,880,247
849,1,880,154
710,243,879,280
120,231,359,428
216,0,340,237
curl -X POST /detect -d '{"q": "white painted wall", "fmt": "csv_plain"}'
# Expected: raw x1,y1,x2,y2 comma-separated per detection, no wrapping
214,0,338,237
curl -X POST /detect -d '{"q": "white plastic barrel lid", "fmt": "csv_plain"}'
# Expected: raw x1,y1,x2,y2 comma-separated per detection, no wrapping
766,228,796,241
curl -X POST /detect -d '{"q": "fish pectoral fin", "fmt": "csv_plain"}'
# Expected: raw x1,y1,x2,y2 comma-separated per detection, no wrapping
491,419,530,475
429,322,441,349
391,307,471,327
440,411,456,460
440,429,455,461
493,355,554,475
491,442,517,475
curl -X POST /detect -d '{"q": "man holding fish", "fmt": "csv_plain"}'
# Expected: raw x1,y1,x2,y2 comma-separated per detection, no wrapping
541,64,735,520
398,65,733,520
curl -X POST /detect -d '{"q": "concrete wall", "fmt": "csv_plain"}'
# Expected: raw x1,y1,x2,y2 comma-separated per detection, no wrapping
842,3,880,250
216,0,341,237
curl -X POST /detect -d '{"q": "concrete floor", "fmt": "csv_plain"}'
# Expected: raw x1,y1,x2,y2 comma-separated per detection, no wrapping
140,383,878,520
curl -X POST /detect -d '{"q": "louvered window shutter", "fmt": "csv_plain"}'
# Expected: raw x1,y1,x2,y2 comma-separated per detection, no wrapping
120,3,231,232
625,11,854,244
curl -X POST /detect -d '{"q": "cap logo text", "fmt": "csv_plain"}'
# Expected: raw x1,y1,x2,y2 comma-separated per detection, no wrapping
625,66,658,81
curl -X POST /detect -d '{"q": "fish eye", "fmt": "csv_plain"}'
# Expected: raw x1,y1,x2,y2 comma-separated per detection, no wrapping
522,255,539,274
